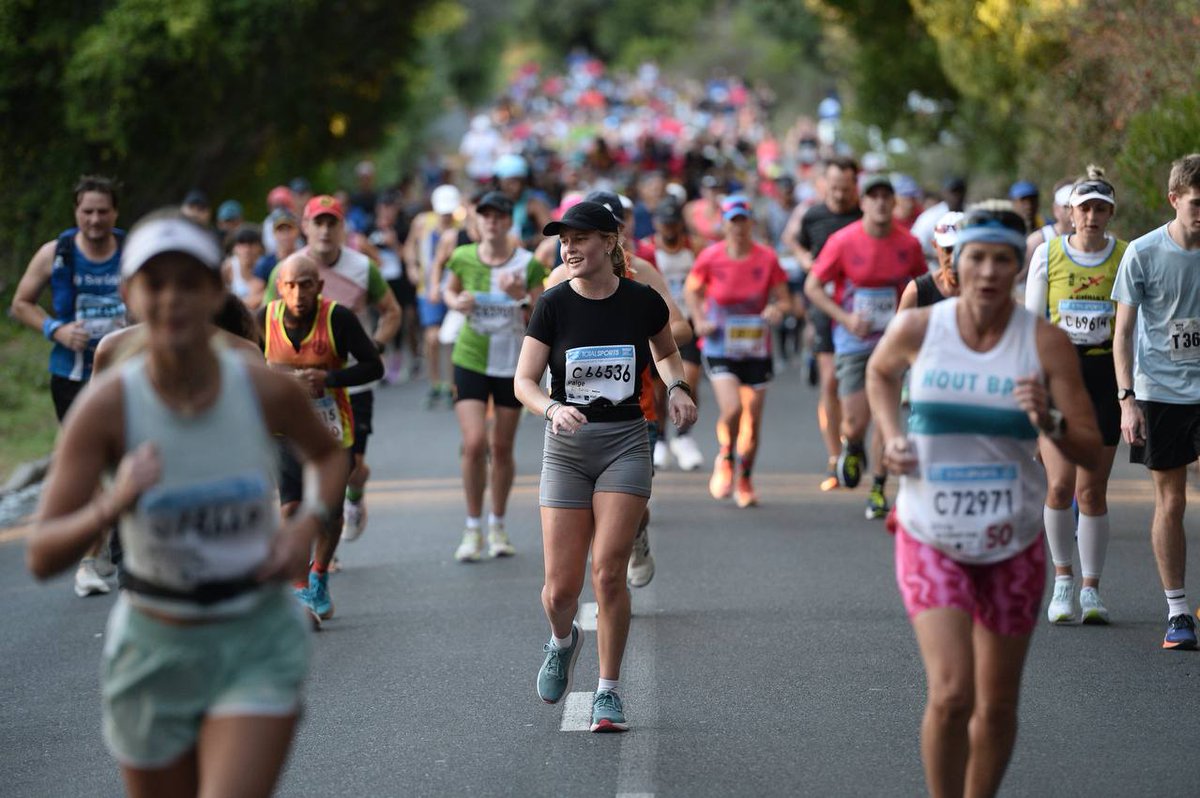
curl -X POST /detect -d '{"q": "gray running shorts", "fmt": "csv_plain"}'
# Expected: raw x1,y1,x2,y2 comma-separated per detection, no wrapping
540,417,652,508
835,349,873,397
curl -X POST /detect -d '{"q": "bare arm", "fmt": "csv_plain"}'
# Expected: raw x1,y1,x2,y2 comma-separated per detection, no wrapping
403,217,424,287
898,279,919,312
683,273,710,335
428,229,458,302
371,286,402,346
804,270,870,337
1019,321,1103,468
630,255,692,345
11,241,89,352
1112,301,1144,445
649,322,697,432
442,271,474,314
867,309,929,474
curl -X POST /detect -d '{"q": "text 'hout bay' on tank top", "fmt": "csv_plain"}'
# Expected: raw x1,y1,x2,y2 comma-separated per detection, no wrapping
118,348,280,618
897,299,1047,564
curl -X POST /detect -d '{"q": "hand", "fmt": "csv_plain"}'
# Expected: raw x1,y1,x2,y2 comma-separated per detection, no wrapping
109,442,162,514
53,321,90,352
498,271,527,301
297,369,327,398
1013,374,1050,432
549,403,588,436
455,292,477,314
426,287,441,305
256,516,319,583
761,303,785,326
1120,400,1146,446
843,312,872,339
667,390,697,434
883,436,918,475
693,318,717,338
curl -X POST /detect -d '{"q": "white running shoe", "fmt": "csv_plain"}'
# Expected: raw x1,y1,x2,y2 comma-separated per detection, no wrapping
342,499,367,542
1047,578,1076,624
627,519,655,588
669,435,704,471
1079,586,1110,625
73,559,111,598
488,524,516,558
653,439,671,470
455,529,485,562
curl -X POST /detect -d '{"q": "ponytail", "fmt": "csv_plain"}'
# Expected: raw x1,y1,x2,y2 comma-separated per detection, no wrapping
609,236,627,277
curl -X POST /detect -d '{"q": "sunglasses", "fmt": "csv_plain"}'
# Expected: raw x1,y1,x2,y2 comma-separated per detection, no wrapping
1071,180,1116,199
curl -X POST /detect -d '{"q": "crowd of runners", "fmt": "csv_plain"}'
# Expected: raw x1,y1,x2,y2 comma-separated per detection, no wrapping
9,53,1200,797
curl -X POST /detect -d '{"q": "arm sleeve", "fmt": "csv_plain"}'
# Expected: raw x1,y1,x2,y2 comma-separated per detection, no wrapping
366,262,388,303
1023,242,1050,316
1110,245,1142,305
525,289,555,345
324,305,384,388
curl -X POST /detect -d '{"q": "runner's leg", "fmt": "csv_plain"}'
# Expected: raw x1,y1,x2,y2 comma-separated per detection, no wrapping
120,751,198,798
489,406,522,518
455,399,488,520
591,491,646,681
965,626,1033,798
541,507,593,639
912,608,975,798
195,714,298,798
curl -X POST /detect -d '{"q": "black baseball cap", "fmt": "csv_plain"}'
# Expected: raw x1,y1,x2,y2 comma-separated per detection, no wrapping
542,201,620,236
654,198,684,224
182,189,209,208
584,190,626,226
476,191,514,215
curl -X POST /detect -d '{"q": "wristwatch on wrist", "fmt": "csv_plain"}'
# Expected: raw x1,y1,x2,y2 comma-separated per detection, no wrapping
1117,388,1136,401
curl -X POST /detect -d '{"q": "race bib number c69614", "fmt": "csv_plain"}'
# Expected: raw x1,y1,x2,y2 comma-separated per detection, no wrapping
565,345,635,405
1168,318,1200,362
924,462,1022,558
1057,299,1113,346
851,287,897,333
724,315,768,360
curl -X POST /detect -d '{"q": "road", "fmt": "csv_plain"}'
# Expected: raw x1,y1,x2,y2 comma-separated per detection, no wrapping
2,359,1198,797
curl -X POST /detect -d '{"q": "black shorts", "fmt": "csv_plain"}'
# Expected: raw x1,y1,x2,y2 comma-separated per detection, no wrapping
679,327,702,366
453,365,520,408
388,277,416,308
1079,351,1120,447
702,355,773,388
809,307,834,354
1131,400,1200,471
51,374,86,423
278,442,355,506
349,390,374,456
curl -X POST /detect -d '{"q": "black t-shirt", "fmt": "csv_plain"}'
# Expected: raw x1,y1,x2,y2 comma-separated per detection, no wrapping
798,204,863,260
526,277,669,422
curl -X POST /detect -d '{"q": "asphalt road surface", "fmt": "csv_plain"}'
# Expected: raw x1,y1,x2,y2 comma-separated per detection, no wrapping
3,357,1199,797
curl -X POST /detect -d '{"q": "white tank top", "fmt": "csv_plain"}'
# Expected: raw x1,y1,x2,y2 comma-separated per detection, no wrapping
119,347,280,617
897,299,1047,564
654,245,696,316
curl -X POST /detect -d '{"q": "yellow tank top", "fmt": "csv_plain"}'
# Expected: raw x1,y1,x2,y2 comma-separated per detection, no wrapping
1045,235,1127,355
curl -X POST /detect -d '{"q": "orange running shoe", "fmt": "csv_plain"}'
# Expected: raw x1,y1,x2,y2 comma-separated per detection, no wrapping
819,472,839,492
734,474,759,508
709,456,734,499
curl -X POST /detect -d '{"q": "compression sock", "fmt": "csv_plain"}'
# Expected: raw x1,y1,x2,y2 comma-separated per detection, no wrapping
1077,512,1110,581
1043,506,1076,569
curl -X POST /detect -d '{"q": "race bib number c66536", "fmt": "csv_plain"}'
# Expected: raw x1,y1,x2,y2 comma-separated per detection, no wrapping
565,345,635,405
1169,318,1200,362
924,462,1022,558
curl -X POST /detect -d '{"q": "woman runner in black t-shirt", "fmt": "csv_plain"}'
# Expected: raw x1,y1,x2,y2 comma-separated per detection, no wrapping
515,201,696,732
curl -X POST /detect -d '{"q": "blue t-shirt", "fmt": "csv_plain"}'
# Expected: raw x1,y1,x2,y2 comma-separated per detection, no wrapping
1111,224,1200,403
48,231,125,381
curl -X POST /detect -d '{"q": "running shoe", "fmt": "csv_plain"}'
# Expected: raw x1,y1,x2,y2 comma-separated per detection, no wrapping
653,439,671,470
423,386,441,410
627,516,655,588
669,435,704,471
455,529,485,562
309,571,335,621
709,456,734,500
342,498,367,542
734,474,758,508
73,559,111,598
293,583,321,630
865,484,889,520
1079,586,1110,625
1163,614,1197,650
537,622,583,704
488,524,516,558
836,441,866,489
819,471,840,492
590,689,629,733
1047,578,1076,624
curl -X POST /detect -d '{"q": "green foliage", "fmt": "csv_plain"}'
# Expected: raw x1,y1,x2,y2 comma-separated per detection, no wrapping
1117,89,1200,235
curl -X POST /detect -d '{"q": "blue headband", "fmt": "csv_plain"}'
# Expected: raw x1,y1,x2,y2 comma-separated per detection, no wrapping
952,223,1027,268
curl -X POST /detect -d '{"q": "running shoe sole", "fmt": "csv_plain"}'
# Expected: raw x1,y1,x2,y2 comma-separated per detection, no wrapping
1081,611,1110,626
590,718,629,733
735,491,758,508
1163,638,1198,650
538,625,584,704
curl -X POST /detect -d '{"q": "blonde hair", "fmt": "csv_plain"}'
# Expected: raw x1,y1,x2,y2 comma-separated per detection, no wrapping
608,235,626,277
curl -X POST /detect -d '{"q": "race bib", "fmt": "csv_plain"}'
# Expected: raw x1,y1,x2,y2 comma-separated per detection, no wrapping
565,345,635,405
924,463,1023,558
1168,318,1200,362
76,292,125,341
725,315,768,360
1057,299,1113,346
312,394,343,442
469,292,520,336
851,287,897,333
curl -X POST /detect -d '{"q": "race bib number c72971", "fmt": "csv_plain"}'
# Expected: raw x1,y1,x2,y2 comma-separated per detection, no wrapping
1057,299,1113,346
1168,318,1200,362
851,286,897,333
923,462,1022,558
312,394,344,443
565,345,635,405
724,315,768,360
468,292,520,336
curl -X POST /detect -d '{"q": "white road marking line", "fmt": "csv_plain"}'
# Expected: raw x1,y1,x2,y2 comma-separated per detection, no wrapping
579,601,599,631
616,794,655,798
559,691,594,732
617,580,658,796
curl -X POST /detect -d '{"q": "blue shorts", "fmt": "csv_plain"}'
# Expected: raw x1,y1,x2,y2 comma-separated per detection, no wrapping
417,296,447,327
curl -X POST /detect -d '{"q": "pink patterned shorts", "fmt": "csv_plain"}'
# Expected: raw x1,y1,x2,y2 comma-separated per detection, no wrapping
894,524,1046,637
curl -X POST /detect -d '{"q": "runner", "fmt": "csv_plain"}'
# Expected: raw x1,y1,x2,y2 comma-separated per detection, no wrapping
1025,167,1127,624
1112,153,1200,650
221,226,264,306
898,211,964,310
1023,179,1076,274
867,203,1101,798
368,190,418,384
793,157,861,491
684,175,725,248
25,213,347,796
262,253,383,623
248,209,302,309
686,195,791,508
264,195,401,544
1009,180,1045,233
10,175,126,597
405,184,462,408
911,176,968,268
442,192,548,562
494,153,552,249
514,201,697,732
805,174,925,519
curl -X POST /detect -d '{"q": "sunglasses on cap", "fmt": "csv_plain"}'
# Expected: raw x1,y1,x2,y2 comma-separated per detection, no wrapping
959,208,1026,236
1072,180,1115,198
